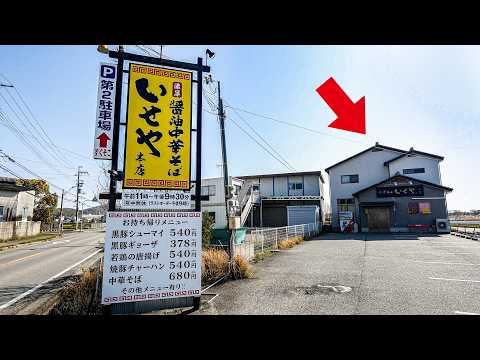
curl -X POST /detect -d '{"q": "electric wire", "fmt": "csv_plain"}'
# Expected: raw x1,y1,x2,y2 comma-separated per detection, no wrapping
0,73,74,167
224,99,296,172
223,103,366,144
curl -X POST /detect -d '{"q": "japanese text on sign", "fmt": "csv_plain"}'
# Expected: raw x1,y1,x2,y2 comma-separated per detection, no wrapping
93,62,117,159
123,63,192,190
121,189,193,210
101,211,201,305
376,185,424,198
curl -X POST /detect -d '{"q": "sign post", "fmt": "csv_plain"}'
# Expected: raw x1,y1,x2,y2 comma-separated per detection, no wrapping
99,48,210,314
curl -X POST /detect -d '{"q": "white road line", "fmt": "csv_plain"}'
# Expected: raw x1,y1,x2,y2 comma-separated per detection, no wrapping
454,311,480,315
413,261,478,266
429,277,480,283
0,248,102,311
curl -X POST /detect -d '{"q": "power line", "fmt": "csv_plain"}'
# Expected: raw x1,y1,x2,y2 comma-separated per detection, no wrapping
226,114,294,171
0,85,73,169
0,110,70,176
224,99,296,172
0,74,74,167
223,103,366,144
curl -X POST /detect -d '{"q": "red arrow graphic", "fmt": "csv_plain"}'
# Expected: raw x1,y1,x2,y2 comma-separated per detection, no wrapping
97,132,110,148
316,77,366,134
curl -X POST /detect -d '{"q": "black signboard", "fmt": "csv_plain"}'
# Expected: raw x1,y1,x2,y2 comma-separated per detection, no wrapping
376,185,424,198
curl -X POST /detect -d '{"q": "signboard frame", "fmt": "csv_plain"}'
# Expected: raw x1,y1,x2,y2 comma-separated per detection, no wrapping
122,62,193,191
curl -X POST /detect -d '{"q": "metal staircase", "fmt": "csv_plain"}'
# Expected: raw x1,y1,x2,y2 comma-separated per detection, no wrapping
238,183,260,226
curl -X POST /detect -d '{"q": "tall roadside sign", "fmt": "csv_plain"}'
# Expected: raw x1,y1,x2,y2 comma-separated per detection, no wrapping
93,62,117,159
96,47,209,314
123,63,192,190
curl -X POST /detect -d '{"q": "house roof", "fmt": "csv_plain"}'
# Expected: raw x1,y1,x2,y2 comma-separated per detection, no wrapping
237,170,325,183
0,183,31,192
324,143,444,173
383,148,444,166
351,174,453,197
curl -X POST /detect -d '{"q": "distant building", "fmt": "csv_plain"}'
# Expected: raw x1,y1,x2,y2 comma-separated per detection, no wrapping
325,143,453,233
0,177,35,222
196,171,326,229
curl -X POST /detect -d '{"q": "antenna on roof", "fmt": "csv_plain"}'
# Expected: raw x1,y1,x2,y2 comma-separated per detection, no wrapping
375,142,379,147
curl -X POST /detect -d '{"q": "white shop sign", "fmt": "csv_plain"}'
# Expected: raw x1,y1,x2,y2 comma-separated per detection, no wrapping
121,189,192,210
93,62,117,160
101,211,202,305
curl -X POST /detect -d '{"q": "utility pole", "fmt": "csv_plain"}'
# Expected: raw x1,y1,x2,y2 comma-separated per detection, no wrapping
59,189,64,235
75,166,89,231
215,80,233,257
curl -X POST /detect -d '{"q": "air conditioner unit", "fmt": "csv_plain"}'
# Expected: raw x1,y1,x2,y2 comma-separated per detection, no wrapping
436,218,450,233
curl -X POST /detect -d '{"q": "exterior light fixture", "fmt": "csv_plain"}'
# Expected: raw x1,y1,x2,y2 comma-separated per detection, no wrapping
206,49,215,58
97,45,109,54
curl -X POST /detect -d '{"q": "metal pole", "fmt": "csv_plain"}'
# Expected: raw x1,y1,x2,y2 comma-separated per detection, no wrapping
59,189,64,235
194,57,203,213
108,47,124,212
193,57,203,312
75,167,80,231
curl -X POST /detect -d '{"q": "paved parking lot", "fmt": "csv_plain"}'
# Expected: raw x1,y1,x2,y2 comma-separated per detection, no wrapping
196,233,480,315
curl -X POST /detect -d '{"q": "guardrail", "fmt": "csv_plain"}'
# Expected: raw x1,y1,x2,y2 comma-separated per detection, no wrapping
450,226,480,241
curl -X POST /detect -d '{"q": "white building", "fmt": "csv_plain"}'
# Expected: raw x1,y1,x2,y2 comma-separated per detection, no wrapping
197,171,326,229
0,177,35,222
325,143,452,232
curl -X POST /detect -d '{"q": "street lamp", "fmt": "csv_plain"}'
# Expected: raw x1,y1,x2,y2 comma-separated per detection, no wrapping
79,196,99,232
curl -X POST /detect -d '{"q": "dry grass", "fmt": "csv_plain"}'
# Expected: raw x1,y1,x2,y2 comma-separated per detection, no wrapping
201,248,253,284
278,239,295,249
252,250,273,263
201,248,230,284
229,255,254,279
49,264,102,315
278,236,304,249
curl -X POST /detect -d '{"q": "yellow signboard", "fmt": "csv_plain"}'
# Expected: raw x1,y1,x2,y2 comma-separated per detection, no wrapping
123,63,192,190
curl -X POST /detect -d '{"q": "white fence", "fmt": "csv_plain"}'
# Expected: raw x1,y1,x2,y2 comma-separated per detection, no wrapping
451,226,480,241
234,222,321,261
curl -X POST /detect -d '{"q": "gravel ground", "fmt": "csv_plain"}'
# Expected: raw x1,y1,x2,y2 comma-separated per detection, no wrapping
194,233,480,315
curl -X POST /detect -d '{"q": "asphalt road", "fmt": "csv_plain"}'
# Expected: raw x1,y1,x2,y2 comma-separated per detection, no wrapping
196,233,480,315
0,230,105,315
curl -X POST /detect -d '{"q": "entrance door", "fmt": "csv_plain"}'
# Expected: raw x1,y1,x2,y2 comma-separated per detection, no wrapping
367,207,390,232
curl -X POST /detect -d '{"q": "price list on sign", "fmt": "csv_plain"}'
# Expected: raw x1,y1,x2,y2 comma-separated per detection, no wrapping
101,211,201,305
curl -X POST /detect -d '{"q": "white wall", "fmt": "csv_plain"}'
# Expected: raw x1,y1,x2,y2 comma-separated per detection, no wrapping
273,176,288,196
260,177,273,197
388,155,441,184
304,175,320,196
328,147,404,230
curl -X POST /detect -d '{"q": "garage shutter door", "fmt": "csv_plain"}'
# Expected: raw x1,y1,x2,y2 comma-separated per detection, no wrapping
287,206,318,226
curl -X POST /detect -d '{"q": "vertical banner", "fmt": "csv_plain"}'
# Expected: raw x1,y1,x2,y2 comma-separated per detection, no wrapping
123,63,192,190
93,62,117,159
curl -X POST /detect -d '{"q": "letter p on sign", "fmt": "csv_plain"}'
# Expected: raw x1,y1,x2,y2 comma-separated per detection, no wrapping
101,65,116,79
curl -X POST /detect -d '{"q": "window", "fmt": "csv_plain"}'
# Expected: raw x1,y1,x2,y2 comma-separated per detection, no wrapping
337,198,355,212
22,207,28,222
201,185,216,196
0,206,4,222
288,182,303,190
419,202,431,215
341,174,359,184
403,168,425,174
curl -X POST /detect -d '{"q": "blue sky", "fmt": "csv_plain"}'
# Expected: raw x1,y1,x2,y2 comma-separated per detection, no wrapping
0,45,478,211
